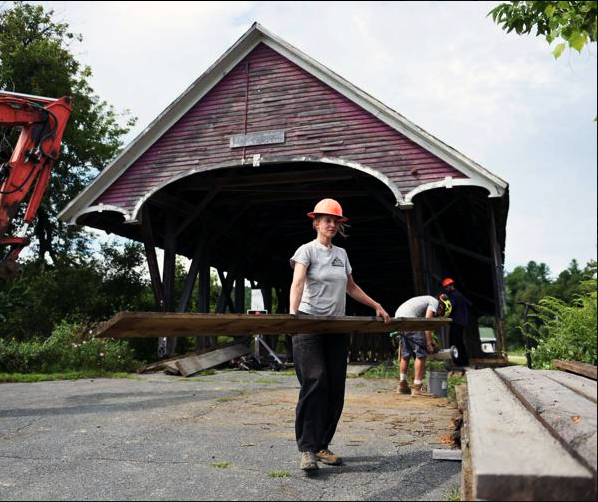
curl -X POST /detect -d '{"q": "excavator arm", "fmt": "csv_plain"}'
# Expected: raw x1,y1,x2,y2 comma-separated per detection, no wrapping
0,91,72,279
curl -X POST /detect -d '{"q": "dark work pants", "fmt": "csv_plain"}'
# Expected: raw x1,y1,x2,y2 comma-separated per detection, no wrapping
449,323,469,366
292,332,349,453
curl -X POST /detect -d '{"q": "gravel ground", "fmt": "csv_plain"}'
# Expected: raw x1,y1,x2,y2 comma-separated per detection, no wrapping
0,371,461,501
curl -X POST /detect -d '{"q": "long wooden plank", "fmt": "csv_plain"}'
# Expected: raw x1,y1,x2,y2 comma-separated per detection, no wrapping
496,366,597,480
554,360,597,380
539,369,597,404
91,312,450,339
467,368,594,501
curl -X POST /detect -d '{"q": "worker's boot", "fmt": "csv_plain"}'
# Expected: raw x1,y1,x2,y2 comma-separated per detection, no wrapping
411,383,433,397
316,448,342,465
300,451,319,471
396,380,411,394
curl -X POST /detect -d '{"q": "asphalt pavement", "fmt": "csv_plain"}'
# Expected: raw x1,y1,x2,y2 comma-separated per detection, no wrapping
0,371,461,501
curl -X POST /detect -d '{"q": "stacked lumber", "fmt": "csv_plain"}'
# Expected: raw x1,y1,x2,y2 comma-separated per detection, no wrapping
464,366,596,501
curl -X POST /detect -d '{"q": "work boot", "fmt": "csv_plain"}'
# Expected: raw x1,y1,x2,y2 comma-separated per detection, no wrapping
396,380,411,394
411,383,433,397
300,451,319,471
316,448,342,465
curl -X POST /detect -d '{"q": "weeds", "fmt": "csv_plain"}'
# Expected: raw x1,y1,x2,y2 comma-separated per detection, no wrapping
268,472,291,478
209,461,233,469
445,484,461,501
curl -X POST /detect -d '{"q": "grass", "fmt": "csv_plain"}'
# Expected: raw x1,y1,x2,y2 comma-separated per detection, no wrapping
445,484,461,501
0,371,136,383
209,461,233,469
362,360,399,379
507,354,528,366
268,471,291,478
215,397,233,402
447,375,465,401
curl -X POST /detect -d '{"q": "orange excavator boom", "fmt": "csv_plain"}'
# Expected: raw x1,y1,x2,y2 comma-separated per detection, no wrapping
0,91,72,279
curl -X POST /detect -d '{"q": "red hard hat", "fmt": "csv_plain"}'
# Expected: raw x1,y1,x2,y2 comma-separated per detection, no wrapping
307,198,348,222
442,277,455,287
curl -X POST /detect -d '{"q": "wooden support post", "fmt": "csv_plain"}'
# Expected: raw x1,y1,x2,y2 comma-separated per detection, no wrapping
159,211,178,358
196,252,214,350
140,205,165,311
488,201,507,354
235,271,245,313
415,202,432,293
177,239,205,313
404,208,424,295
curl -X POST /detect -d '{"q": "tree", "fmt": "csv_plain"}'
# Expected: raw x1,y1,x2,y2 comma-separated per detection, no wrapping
504,260,552,347
489,1,597,59
0,2,136,264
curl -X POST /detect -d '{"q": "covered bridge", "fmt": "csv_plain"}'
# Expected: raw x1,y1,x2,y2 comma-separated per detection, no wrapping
59,23,509,361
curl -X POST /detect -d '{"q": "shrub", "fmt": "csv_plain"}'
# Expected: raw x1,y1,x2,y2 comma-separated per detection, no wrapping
524,289,597,369
0,322,140,373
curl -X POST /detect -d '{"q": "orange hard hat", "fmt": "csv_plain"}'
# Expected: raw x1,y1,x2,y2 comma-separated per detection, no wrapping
307,198,348,222
442,277,455,287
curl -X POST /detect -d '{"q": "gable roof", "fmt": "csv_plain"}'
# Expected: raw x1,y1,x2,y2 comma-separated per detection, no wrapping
59,22,508,224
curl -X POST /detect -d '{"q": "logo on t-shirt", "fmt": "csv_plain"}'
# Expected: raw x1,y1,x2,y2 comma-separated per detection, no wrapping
331,257,344,267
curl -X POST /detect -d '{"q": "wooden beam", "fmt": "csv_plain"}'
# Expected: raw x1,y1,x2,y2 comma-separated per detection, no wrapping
404,209,424,295
92,313,451,338
140,205,165,310
496,366,597,479
467,369,593,501
488,201,507,354
554,360,597,380
427,237,492,264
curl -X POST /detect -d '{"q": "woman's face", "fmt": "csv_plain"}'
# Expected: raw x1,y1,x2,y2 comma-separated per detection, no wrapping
315,215,340,238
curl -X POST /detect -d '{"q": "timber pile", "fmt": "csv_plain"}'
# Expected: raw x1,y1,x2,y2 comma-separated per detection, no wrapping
463,366,596,501
92,312,450,339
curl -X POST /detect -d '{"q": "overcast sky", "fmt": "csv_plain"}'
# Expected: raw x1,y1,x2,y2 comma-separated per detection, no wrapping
34,1,598,276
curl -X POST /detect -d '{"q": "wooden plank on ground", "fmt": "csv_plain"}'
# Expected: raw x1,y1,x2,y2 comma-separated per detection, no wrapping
538,370,597,404
432,448,462,461
92,312,450,339
467,368,594,501
554,360,597,380
496,366,597,479
137,340,243,374
175,344,251,377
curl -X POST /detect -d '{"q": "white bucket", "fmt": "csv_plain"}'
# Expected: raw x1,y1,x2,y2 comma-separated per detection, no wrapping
426,370,448,397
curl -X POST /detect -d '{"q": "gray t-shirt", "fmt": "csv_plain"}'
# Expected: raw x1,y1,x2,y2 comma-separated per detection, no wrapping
395,295,438,318
290,240,352,316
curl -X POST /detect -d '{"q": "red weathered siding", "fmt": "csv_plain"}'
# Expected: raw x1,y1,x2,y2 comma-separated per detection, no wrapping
95,43,464,211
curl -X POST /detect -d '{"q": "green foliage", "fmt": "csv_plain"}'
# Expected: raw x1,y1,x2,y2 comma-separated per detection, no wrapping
363,359,400,379
447,375,466,402
489,1,597,58
445,483,461,501
0,241,154,342
0,321,140,373
503,259,595,348
0,2,136,261
524,287,597,368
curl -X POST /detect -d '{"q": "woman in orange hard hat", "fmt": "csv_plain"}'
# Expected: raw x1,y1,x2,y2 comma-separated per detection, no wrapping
289,198,391,472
